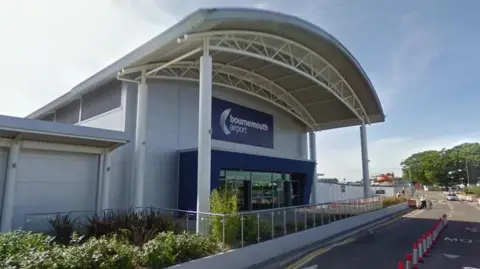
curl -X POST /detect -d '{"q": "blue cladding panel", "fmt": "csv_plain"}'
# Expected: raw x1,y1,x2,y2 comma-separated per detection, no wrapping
211,97,274,148
178,149,314,211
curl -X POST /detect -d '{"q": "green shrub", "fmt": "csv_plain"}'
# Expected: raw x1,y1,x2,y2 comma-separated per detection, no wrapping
83,208,183,246
382,196,407,208
209,187,240,245
0,230,55,268
49,213,79,245
465,186,480,195
0,229,221,269
241,215,272,243
61,235,142,269
209,187,274,246
142,231,221,268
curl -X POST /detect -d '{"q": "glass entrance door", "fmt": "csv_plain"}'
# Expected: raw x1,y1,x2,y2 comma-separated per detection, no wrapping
219,169,305,211
223,180,247,211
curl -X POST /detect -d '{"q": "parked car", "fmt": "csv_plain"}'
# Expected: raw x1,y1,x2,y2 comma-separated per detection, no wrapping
446,193,459,201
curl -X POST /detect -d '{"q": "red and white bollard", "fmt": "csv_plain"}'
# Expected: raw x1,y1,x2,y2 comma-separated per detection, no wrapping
422,234,428,257
426,231,432,253
418,238,424,263
405,253,412,269
437,217,444,236
412,242,419,268
430,228,436,248
433,224,439,245
398,261,405,269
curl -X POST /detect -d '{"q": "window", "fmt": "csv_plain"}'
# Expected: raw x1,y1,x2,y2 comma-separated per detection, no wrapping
225,171,250,181
219,169,303,211
39,113,55,122
375,189,386,195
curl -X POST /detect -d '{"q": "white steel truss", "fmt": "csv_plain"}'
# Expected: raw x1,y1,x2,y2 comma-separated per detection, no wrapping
117,30,370,128
179,30,369,124
146,61,317,129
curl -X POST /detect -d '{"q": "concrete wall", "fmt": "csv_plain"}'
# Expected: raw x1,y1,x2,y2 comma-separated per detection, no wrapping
138,80,309,208
170,202,409,269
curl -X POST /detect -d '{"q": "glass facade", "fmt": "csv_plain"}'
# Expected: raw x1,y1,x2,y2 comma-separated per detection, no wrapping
219,169,304,211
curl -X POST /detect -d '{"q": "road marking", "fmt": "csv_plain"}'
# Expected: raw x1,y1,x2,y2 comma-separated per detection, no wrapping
302,265,318,269
463,267,480,269
286,211,416,269
443,254,460,259
447,202,454,213
444,237,477,243
466,228,478,233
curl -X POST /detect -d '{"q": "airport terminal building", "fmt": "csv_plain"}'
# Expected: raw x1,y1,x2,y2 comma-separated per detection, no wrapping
11,8,385,230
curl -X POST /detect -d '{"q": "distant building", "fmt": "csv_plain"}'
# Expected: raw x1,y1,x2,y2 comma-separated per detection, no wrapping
317,177,339,183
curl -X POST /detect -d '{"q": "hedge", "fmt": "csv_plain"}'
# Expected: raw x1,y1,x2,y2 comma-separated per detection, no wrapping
382,197,407,208
465,186,480,196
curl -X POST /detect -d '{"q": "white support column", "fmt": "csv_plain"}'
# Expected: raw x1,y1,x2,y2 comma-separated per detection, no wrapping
1,141,21,232
133,75,149,208
360,122,371,198
101,151,112,209
309,132,318,204
196,38,213,234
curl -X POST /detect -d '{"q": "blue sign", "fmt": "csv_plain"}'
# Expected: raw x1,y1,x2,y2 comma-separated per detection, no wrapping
212,97,274,148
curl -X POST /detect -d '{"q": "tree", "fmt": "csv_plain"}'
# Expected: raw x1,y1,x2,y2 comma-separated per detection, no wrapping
444,143,480,185
401,150,443,185
400,143,480,187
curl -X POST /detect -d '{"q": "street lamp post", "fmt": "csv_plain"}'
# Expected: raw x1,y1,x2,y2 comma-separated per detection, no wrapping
408,166,412,182
465,159,470,186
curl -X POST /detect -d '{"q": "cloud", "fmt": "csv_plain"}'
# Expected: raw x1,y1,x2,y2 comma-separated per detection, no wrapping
317,130,480,181
1,1,473,188
0,0,172,117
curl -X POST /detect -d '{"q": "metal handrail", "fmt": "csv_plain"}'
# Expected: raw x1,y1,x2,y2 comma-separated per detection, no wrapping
23,197,384,250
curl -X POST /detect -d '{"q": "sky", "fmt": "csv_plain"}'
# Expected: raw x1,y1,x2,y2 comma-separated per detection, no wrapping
0,0,479,181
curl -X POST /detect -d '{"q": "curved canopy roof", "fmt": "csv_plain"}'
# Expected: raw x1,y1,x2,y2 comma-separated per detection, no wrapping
28,8,384,131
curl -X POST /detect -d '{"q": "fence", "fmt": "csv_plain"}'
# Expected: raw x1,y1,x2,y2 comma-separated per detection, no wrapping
24,197,383,250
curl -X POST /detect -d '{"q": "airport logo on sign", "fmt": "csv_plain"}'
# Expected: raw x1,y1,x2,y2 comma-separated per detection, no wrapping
219,108,269,136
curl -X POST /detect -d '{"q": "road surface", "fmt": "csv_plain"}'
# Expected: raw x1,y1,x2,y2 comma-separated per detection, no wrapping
422,198,480,269
256,192,480,269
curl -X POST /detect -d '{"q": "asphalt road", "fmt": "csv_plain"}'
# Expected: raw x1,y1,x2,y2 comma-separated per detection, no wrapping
257,192,480,269
421,198,480,269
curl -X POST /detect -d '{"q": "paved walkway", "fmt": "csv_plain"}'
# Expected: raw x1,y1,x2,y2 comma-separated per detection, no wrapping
257,192,480,269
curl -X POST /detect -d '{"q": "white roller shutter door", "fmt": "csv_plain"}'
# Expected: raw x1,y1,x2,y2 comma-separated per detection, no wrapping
13,149,99,229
